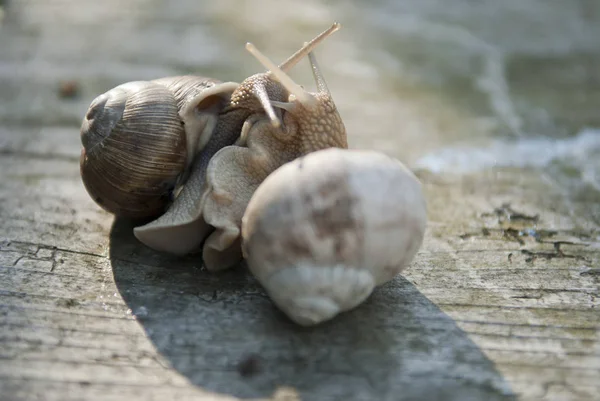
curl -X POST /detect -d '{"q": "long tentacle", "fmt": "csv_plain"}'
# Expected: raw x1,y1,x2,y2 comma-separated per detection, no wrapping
279,22,341,72
307,48,330,95
249,22,341,126
246,43,317,109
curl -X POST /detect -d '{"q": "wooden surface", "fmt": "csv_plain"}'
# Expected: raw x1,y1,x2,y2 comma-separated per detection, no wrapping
1,1,599,400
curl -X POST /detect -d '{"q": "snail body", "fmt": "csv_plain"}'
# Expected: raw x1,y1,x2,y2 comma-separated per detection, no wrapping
79,76,238,218
199,42,348,271
131,23,343,257
241,148,428,326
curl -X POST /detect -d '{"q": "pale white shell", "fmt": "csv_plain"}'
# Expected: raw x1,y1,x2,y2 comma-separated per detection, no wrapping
241,147,427,326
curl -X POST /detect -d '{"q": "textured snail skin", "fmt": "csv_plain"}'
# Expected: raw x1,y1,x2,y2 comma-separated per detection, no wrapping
241,148,428,326
133,23,342,257
80,81,187,218
132,75,287,255
200,50,348,271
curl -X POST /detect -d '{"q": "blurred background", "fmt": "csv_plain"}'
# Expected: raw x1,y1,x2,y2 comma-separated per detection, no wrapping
1,0,599,213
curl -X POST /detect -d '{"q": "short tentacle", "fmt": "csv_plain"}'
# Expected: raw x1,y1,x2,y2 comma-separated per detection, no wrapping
252,83,281,128
270,100,296,113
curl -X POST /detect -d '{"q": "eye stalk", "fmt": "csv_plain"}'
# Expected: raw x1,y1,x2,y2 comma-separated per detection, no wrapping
306,43,330,95
245,22,341,126
246,42,318,111
278,22,341,72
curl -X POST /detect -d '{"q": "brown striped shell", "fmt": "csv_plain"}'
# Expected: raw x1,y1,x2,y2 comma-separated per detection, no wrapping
79,75,239,219
80,81,187,218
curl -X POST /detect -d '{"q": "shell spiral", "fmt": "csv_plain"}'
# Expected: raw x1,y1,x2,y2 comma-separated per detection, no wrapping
80,81,187,218
241,148,428,326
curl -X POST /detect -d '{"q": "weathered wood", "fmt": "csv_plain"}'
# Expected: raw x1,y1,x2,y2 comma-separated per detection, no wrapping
1,0,600,400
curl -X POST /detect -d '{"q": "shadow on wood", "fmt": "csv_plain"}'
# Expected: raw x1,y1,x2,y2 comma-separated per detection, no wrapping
109,218,517,401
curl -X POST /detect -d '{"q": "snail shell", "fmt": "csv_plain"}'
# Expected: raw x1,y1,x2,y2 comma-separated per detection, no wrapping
240,147,428,326
79,76,238,218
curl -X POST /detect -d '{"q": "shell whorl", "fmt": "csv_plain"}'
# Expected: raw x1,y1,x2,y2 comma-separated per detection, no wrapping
261,263,375,326
80,81,187,218
152,75,222,112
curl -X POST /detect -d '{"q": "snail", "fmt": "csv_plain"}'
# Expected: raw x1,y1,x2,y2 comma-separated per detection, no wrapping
198,42,348,271
79,75,239,218
240,147,428,326
131,23,343,257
